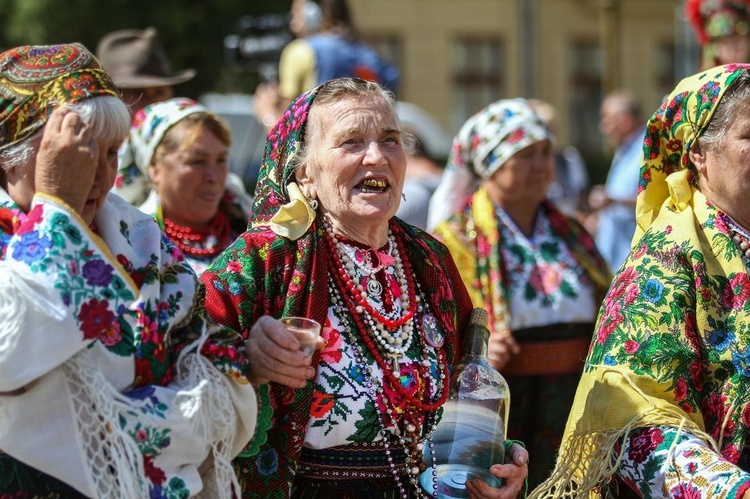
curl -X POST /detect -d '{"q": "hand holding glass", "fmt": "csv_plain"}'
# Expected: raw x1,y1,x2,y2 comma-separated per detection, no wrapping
280,317,322,356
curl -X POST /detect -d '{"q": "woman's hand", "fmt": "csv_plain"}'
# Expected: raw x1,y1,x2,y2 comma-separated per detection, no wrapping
488,334,520,371
34,107,99,215
466,443,528,499
244,315,324,388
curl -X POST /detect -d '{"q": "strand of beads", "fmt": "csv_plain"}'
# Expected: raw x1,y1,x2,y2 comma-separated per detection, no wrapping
336,236,394,277
323,219,416,329
329,280,439,498
163,211,231,258
720,213,750,262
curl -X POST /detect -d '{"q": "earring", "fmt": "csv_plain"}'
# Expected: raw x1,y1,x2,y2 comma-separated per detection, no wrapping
309,197,318,210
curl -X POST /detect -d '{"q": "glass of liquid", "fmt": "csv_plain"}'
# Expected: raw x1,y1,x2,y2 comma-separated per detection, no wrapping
279,317,322,356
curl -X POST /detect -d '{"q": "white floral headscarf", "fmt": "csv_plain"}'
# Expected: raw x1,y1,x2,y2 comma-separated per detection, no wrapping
426,98,554,231
129,97,210,174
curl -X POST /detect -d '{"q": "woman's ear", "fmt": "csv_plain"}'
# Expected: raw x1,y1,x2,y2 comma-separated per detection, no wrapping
147,161,161,185
688,140,707,174
294,165,318,200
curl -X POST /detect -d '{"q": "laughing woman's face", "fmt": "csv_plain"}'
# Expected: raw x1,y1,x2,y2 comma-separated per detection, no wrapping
295,94,407,240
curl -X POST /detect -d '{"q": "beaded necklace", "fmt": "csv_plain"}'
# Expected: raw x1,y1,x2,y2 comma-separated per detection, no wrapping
323,221,422,377
327,277,440,498
163,211,231,258
720,212,750,262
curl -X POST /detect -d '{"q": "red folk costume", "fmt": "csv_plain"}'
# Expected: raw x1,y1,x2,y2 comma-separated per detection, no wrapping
200,82,473,497
686,0,750,69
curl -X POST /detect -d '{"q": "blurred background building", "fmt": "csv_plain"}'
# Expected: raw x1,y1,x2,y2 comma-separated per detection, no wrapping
351,0,694,182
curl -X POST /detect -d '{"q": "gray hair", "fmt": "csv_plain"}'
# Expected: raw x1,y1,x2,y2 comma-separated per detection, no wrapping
0,96,130,172
295,77,415,169
698,70,750,151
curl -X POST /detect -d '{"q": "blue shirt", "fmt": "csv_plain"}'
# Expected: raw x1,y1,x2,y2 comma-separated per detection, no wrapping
596,127,645,272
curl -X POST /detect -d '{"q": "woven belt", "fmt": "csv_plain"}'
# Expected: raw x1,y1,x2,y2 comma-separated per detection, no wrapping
296,444,408,480
502,323,592,377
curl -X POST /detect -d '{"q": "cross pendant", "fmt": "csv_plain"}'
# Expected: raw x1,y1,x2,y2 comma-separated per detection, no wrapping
387,352,402,375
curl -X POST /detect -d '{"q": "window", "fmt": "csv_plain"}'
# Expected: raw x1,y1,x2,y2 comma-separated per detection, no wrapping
569,40,603,159
451,37,505,132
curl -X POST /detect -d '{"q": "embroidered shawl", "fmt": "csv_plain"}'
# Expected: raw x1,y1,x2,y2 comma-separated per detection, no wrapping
433,186,611,339
530,64,750,498
0,192,256,498
200,82,473,497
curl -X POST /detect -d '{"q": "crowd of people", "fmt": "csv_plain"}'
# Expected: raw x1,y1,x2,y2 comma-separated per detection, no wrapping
3,0,750,498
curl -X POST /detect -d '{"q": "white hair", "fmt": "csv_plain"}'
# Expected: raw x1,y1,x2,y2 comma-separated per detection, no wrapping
0,96,130,172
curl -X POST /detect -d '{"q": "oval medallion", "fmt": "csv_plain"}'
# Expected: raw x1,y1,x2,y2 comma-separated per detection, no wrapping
422,314,444,348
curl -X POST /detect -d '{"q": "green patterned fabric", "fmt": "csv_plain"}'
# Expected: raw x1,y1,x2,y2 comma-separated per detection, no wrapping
201,83,473,497
0,43,117,151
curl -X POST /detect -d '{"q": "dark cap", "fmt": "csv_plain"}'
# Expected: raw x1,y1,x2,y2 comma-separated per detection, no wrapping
95,27,196,89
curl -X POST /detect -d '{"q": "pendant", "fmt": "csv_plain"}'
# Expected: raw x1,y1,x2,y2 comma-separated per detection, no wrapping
366,277,383,296
387,352,402,375
422,314,444,348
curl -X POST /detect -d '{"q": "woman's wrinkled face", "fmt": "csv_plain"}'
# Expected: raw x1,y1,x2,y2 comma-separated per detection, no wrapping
692,101,750,225
296,94,407,231
82,136,123,225
149,124,228,227
484,139,554,209
8,132,121,226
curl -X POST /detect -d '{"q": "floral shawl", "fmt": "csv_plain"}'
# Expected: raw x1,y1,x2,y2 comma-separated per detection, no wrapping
0,192,256,498
200,82,473,497
530,64,750,498
433,186,611,339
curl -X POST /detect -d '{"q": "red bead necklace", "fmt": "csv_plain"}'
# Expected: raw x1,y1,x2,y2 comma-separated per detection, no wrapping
325,222,448,412
163,211,231,258
324,225,416,329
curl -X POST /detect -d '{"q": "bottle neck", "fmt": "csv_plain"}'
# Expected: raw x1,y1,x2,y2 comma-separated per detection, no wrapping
460,325,489,361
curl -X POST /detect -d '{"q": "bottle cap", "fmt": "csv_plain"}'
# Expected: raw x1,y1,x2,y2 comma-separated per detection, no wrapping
470,308,489,328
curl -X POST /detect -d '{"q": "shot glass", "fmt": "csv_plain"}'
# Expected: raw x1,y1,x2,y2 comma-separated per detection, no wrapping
280,316,322,356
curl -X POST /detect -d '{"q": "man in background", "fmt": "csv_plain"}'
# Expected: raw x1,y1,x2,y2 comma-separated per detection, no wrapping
587,90,645,272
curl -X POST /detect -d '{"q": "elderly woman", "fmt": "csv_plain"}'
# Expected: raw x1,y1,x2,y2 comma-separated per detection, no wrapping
201,77,528,498
531,64,750,498
428,99,611,489
129,97,251,274
0,44,256,497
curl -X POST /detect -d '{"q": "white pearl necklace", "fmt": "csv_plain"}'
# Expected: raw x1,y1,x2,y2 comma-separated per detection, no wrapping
328,279,439,498
324,220,415,369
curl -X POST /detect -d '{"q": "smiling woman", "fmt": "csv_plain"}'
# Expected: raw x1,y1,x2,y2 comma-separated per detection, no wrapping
200,77,530,498
129,98,252,274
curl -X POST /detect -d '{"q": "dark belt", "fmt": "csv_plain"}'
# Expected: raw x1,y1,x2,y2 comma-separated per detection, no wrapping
296,444,408,480
502,322,593,377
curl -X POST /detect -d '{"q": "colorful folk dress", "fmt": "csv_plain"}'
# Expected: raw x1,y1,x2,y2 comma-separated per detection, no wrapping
0,191,256,498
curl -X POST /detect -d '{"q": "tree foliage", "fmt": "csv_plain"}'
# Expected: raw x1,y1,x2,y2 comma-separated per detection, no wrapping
0,0,290,98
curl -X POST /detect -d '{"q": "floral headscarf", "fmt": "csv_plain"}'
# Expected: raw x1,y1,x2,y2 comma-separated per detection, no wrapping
0,43,118,151
251,85,322,240
128,97,212,175
427,98,553,230
634,63,750,241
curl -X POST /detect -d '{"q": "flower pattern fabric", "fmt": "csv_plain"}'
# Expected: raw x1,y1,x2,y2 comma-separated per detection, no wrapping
200,82,474,497
0,191,255,497
531,64,750,499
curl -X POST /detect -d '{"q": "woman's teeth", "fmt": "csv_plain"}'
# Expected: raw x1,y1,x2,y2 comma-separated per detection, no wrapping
361,179,387,192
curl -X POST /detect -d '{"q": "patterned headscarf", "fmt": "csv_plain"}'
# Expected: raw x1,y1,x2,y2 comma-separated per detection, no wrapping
251,85,321,240
634,63,750,241
128,97,211,175
0,43,118,152
427,98,553,230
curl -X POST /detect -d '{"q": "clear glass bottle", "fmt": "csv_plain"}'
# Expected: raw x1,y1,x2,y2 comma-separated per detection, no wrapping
420,308,511,498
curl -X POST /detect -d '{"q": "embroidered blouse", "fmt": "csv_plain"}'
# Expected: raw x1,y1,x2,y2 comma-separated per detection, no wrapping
0,191,257,498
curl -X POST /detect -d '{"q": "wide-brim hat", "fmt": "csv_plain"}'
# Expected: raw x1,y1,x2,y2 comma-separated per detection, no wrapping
96,27,196,89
